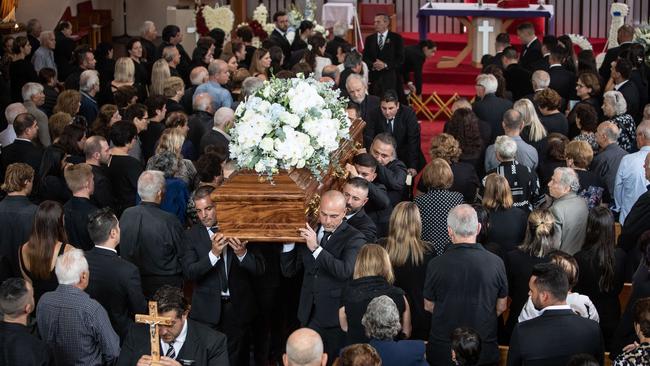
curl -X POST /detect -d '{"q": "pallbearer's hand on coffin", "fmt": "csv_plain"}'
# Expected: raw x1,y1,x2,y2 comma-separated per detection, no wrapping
210,233,228,257
227,237,249,257
298,223,318,252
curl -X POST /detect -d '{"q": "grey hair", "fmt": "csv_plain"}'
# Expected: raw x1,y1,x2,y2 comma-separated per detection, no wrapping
476,74,498,94
637,120,650,140
333,22,347,37
214,107,234,128
193,93,212,112
447,204,479,237
21,82,43,102
4,103,27,124
599,121,620,142
502,109,523,131
79,70,99,93
531,70,550,89
208,60,225,76
495,135,517,160
362,295,401,340
55,249,88,285
137,170,166,201
603,91,627,116
162,46,177,63
190,67,209,86
241,77,263,98
146,151,180,178
554,167,580,192
344,51,362,69
345,73,366,90
39,30,54,45
141,21,155,36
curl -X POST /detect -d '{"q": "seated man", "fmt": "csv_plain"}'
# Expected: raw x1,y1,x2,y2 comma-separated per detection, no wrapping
117,285,229,366
507,262,604,365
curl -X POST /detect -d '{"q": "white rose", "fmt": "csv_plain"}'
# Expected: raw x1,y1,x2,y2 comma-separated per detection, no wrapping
259,137,274,152
254,161,266,173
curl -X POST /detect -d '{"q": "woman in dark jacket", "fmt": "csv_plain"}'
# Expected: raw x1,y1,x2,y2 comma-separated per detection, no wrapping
481,173,528,253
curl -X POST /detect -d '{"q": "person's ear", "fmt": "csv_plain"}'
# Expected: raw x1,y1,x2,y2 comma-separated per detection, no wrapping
321,353,328,366
451,350,457,364
24,302,33,315
282,354,289,366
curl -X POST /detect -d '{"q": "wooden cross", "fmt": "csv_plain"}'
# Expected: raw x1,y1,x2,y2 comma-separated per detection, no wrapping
135,301,173,364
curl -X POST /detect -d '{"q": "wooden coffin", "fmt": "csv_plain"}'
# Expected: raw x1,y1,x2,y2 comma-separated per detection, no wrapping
212,118,365,242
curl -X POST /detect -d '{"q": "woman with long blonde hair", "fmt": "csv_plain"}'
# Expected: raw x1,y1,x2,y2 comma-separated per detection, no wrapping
148,128,197,188
514,98,547,146
150,59,171,96
339,244,412,345
380,201,433,340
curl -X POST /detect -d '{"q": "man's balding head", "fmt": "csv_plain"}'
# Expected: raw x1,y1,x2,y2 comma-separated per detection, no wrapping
283,328,327,366
319,190,347,232
4,103,27,125
190,66,209,86
193,92,213,113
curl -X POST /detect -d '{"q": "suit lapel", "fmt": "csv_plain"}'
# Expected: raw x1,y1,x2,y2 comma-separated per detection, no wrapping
175,321,200,363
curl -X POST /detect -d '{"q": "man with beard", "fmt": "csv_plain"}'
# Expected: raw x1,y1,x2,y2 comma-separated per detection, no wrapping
346,74,380,127
341,177,377,243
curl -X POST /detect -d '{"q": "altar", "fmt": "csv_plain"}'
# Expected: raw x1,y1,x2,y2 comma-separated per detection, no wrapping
417,3,554,68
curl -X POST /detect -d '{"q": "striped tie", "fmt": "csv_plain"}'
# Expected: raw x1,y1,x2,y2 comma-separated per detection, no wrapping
165,343,176,359
378,33,384,50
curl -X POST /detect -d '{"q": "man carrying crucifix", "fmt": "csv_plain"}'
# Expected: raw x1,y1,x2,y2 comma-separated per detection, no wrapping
117,285,229,366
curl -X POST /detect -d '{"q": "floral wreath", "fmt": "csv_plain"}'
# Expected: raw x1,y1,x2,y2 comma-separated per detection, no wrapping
195,4,234,37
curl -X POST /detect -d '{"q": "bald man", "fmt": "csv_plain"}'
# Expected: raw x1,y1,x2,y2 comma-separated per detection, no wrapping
283,328,328,366
281,190,366,364
193,60,233,112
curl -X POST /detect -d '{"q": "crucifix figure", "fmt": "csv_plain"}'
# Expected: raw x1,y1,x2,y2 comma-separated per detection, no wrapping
478,20,494,57
135,301,173,364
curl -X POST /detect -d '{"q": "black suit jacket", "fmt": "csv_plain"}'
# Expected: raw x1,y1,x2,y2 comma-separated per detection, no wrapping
188,111,214,151
507,309,604,366
85,247,147,341
117,319,229,366
326,36,349,65
181,85,199,114
63,197,98,250
548,65,577,110
362,32,404,95
618,189,650,280
157,42,191,82
346,208,377,244
181,224,262,326
1,139,43,179
402,45,426,95
199,130,229,157
375,159,408,207
367,105,425,171
472,94,513,144
0,321,53,366
617,80,641,122
519,38,544,72
269,29,292,68
358,95,381,135
90,164,114,209
281,221,365,327
504,63,533,102
599,42,633,82
0,195,37,277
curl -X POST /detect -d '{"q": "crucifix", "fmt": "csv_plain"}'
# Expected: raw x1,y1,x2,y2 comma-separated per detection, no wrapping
477,19,494,57
135,301,173,365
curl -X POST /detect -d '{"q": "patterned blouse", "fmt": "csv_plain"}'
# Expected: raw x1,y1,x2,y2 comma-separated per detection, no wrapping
613,342,650,366
573,132,599,153
414,189,464,256
613,113,637,153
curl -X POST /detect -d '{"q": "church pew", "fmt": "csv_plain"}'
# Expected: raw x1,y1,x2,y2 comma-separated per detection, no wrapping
619,282,633,312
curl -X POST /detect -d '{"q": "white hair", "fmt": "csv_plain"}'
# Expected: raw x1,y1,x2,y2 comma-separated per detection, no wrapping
333,22,347,37
476,74,498,94
241,77,263,98
4,103,27,124
555,167,580,193
531,70,550,89
447,204,479,237
214,107,234,128
39,30,54,45
55,249,88,285
137,170,166,202
193,92,212,112
21,82,44,102
141,21,155,36
495,135,517,160
603,90,627,116
345,73,366,90
79,70,99,93
190,67,208,86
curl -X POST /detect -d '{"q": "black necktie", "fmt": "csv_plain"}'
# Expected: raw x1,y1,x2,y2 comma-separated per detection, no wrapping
220,250,229,293
320,231,332,247
166,343,176,359
386,119,393,133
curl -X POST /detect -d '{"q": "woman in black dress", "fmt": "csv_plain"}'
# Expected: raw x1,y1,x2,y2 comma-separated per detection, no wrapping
574,207,626,350
482,173,528,253
107,121,144,216
379,201,434,340
568,72,603,137
535,88,569,136
339,244,411,346
443,108,484,172
9,36,38,102
503,209,556,340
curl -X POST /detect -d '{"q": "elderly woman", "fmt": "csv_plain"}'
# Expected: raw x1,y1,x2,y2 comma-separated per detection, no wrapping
482,173,529,252
613,298,650,365
572,103,600,152
145,150,190,223
514,98,547,152
379,202,433,340
361,295,428,366
534,88,569,136
565,140,608,208
339,244,411,345
603,90,636,152
415,158,464,256
148,128,196,188
417,133,479,203
163,76,185,113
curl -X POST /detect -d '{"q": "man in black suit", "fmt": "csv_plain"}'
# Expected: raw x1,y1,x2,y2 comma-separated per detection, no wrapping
0,163,37,278
268,11,291,69
369,133,408,207
182,186,263,366
0,278,54,366
117,285,229,366
502,46,533,101
85,208,147,342
472,74,513,144
362,13,404,98
120,170,185,298
157,25,192,82
347,154,392,238
84,136,114,209
402,40,436,97
281,190,365,362
64,45,96,91
548,45,577,112
347,74,381,126
187,93,215,152
199,107,233,158
612,58,641,122
63,163,98,251
491,32,510,69
366,90,425,174
342,177,377,243
1,113,42,180
599,24,635,83
516,22,544,72
507,263,604,365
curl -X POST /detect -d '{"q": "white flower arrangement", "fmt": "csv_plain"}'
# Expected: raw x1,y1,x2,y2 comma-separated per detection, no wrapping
568,34,592,51
230,76,351,179
253,3,269,26
202,5,234,34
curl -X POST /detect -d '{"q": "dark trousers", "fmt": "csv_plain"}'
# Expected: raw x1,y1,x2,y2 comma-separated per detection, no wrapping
308,318,344,366
141,274,183,299
216,297,251,366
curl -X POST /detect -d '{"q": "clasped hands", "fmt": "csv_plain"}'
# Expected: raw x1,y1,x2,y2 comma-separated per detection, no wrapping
372,59,387,71
210,233,248,257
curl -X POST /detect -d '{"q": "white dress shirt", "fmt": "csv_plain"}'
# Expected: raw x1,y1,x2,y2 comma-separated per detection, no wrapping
282,226,338,259
206,227,246,296
518,294,600,323
160,317,188,359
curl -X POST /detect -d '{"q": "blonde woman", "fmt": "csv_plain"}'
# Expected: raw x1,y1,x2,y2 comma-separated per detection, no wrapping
164,111,197,160
481,173,528,252
150,59,171,96
379,201,433,340
339,244,412,345
112,57,135,91
514,98,547,149
149,128,197,187
163,76,185,113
